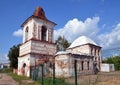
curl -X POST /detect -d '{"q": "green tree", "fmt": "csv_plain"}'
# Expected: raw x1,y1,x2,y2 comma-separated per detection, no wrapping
55,36,71,51
8,44,21,69
102,56,120,70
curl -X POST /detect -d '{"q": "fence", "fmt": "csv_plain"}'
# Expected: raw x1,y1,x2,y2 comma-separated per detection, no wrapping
30,60,120,85
65,71,120,85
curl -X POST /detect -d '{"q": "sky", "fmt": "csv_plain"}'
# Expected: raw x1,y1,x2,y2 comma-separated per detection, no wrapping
0,0,120,63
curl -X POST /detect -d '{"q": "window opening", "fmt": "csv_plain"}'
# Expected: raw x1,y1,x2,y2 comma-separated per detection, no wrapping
41,26,47,41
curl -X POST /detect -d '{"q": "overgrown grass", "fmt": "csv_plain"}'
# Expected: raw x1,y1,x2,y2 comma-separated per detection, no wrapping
39,77,72,85
8,73,71,85
0,68,12,73
8,73,39,85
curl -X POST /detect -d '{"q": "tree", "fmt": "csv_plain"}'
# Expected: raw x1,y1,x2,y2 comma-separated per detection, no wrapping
8,44,21,69
55,36,71,51
102,56,120,70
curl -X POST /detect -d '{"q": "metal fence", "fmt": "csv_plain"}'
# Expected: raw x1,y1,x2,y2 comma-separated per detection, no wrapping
65,71,120,85
30,60,120,85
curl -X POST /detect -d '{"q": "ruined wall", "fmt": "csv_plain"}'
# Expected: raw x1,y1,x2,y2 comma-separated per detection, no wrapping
69,55,94,76
23,20,33,43
55,54,94,77
55,54,70,77
31,40,56,55
67,44,91,55
89,45,102,70
23,18,55,43
20,40,56,57
67,44,102,71
33,18,55,43
18,54,30,77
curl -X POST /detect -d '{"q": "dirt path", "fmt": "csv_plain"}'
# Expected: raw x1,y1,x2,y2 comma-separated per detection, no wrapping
0,73,18,85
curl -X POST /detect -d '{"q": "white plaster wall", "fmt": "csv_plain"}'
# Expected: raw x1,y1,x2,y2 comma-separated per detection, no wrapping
22,18,55,43
67,44,102,71
91,47,102,70
31,40,56,55
23,20,34,43
19,41,31,56
55,54,94,77
29,55,41,67
18,54,43,77
20,40,56,57
18,54,30,77
33,18,55,43
55,55,70,77
67,45,90,55
101,64,115,72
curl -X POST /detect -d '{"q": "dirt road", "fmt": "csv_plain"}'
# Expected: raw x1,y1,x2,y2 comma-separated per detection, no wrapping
0,73,18,85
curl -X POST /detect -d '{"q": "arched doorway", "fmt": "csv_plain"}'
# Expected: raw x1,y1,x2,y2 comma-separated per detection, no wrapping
23,63,26,75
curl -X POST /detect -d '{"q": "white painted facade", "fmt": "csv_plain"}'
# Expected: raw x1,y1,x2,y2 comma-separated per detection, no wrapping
55,54,70,77
22,18,54,43
101,64,115,72
55,36,102,77
55,52,94,77
67,36,102,70
18,7,56,77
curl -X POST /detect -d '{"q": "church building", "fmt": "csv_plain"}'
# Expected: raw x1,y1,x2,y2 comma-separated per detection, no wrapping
18,6,56,77
55,36,102,77
18,6,102,77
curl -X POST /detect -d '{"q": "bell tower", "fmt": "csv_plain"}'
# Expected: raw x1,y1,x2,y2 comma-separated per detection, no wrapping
18,6,56,77
22,7,55,43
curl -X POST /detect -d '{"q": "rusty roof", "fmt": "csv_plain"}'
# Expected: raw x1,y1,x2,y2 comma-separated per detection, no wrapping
21,6,56,27
33,6,47,20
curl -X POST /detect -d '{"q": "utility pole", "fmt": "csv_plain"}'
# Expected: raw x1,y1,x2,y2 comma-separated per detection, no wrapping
74,59,78,85
41,64,44,85
53,62,55,85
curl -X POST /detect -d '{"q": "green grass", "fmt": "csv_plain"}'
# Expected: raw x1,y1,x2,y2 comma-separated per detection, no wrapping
8,73,71,85
39,77,71,85
0,68,12,73
8,73,39,85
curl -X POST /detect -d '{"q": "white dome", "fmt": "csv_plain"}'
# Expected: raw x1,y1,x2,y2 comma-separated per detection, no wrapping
68,36,97,48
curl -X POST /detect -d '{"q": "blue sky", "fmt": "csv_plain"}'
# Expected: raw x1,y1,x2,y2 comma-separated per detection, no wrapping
0,0,120,63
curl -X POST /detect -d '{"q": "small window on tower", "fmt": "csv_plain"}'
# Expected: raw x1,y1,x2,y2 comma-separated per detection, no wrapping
41,26,47,41
25,27,29,41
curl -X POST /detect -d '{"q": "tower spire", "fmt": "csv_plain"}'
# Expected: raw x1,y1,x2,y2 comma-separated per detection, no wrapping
33,6,47,20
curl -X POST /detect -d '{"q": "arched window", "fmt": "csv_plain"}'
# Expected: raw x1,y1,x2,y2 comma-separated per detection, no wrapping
25,27,29,41
41,26,47,41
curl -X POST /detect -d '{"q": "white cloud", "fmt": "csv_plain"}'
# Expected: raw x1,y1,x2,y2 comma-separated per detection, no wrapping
98,23,120,49
12,17,120,50
54,16,120,49
13,29,23,37
54,17,99,42
0,54,9,63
